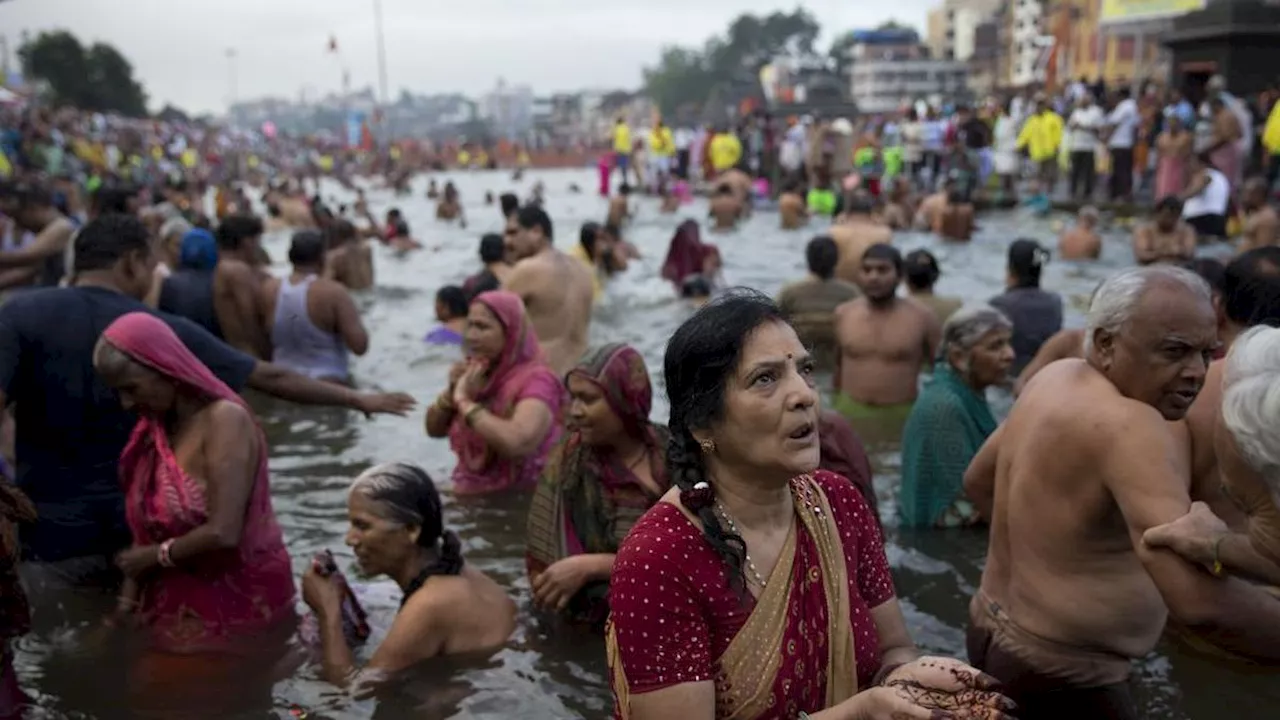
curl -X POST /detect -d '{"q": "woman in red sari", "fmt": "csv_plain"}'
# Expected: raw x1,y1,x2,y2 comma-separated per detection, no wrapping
93,312,296,703
607,291,1014,720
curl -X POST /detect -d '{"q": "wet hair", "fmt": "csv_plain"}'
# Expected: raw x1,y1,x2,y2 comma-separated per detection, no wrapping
903,249,941,290
1221,247,1280,327
619,183,632,196
468,271,500,299
805,236,839,280
1085,265,1211,354
478,233,505,264
386,208,402,220
940,305,1012,365
499,193,519,218
663,289,787,597
74,214,152,273
861,243,903,275
517,204,553,243
714,183,735,197
1184,257,1226,296
579,221,600,256
288,230,326,267
436,285,469,319
1154,195,1184,215
844,194,875,216
681,275,713,299
91,185,138,216
348,462,463,604
1008,238,1049,288
216,214,264,251
1221,326,1280,501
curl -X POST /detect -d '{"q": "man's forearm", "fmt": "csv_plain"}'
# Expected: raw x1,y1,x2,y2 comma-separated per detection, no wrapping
1190,579,1280,662
1220,532,1280,587
247,363,358,409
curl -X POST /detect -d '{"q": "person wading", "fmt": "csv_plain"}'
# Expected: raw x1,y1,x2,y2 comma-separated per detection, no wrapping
214,214,273,358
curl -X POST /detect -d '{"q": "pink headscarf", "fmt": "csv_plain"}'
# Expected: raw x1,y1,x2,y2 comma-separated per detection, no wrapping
660,220,718,289
470,290,546,405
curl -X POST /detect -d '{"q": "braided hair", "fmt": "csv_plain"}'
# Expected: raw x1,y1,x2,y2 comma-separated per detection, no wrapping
663,288,787,598
349,462,464,607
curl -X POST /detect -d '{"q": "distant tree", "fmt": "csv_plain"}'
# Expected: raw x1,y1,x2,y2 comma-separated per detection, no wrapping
643,9,821,117
19,31,148,116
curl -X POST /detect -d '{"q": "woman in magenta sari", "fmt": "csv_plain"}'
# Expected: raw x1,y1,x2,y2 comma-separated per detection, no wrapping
661,220,723,300
93,312,296,700
608,292,1013,720
424,290,563,495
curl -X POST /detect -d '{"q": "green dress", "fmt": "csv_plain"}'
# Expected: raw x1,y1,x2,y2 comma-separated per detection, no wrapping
899,364,998,529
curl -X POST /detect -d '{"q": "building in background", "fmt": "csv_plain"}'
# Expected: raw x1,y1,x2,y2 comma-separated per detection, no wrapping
926,0,1004,60
480,79,534,141
968,20,1004,96
1056,0,1198,88
1010,0,1047,86
850,57,970,113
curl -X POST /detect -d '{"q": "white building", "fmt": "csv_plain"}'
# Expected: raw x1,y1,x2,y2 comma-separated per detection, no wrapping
927,0,1003,61
480,79,535,140
1010,0,1046,87
849,58,969,114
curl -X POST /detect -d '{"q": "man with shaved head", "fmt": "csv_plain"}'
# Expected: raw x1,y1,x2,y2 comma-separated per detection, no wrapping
965,265,1280,719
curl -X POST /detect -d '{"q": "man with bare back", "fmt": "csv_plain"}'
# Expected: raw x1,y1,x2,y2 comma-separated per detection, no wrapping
1239,177,1279,253
833,243,939,430
324,219,374,291
504,205,594,375
1133,196,1196,265
708,184,743,231
831,195,893,285
214,214,273,358
964,265,1280,720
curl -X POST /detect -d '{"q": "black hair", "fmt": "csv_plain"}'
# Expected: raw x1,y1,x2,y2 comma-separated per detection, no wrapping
862,243,904,276
350,462,463,607
0,180,52,208
387,208,402,220
91,185,138,216
904,249,941,290
326,219,357,249
1185,257,1226,295
714,183,735,197
663,289,788,597
1222,247,1280,327
288,230,326,267
73,214,151,273
468,270,500,299
1008,238,1048,288
844,193,875,216
1155,195,1184,214
805,236,839,280
436,285,469,318
216,214,264,250
479,233,505,264
619,183,632,196
499,193,519,218
517,204,553,243
579,221,600,256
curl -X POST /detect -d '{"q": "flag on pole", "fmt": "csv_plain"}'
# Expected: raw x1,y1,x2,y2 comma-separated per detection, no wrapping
327,36,338,53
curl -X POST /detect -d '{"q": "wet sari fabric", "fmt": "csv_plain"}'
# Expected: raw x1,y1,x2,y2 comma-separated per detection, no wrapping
447,291,564,494
525,344,670,624
106,312,295,653
607,470,895,719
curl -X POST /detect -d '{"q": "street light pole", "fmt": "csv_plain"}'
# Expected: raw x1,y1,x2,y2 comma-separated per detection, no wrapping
372,0,391,142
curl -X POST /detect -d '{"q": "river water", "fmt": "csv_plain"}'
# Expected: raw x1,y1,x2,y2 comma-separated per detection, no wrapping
14,169,1275,719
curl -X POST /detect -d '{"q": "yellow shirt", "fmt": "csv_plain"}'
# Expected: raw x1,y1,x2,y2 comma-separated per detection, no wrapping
0,149,11,179
1264,100,1280,156
613,124,632,154
457,150,471,166
568,244,604,299
709,133,743,172
649,127,674,158
1016,112,1064,163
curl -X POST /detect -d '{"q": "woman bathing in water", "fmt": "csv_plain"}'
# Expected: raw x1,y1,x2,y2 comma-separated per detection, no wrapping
661,220,723,303
301,462,515,694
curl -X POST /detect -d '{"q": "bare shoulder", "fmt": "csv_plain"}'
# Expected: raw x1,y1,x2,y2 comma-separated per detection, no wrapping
205,398,254,429
834,296,865,316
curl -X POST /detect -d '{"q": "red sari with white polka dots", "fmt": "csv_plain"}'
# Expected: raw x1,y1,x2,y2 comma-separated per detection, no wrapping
606,469,894,719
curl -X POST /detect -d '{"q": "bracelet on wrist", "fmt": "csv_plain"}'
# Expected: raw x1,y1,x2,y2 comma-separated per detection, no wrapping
1211,533,1228,578
158,538,177,568
872,661,906,686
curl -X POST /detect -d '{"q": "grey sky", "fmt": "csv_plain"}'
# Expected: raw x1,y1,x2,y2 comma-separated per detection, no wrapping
1,0,931,114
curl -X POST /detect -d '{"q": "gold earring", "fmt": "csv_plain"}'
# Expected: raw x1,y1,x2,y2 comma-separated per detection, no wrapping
699,439,716,454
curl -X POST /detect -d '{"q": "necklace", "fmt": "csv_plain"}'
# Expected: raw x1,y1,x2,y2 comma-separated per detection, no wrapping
714,501,768,589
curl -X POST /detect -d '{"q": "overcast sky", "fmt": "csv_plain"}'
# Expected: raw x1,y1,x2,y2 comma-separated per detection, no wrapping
1,0,931,114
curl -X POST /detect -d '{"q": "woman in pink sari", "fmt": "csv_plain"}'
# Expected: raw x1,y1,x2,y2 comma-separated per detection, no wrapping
93,312,296,703
424,290,564,495
661,220,722,300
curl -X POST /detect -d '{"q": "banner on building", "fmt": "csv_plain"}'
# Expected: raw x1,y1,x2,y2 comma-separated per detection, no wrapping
345,110,367,149
1100,0,1205,24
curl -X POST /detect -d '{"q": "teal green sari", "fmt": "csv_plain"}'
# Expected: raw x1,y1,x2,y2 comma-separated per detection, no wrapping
899,364,998,529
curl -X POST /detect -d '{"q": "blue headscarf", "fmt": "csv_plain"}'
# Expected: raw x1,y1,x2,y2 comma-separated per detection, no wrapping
179,228,218,271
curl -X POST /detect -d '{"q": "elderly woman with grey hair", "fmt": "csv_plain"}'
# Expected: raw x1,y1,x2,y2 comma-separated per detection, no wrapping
899,305,1014,528
1143,325,1280,586
301,462,516,692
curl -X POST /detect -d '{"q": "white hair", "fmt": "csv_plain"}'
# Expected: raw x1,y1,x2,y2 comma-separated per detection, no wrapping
940,304,1013,361
159,217,192,244
1221,326,1280,503
1084,266,1212,354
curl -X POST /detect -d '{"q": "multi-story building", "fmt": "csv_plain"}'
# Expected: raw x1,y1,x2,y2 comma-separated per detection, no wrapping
850,57,970,113
1055,0,1173,88
480,79,534,141
926,0,1004,60
1010,0,1047,86
969,20,1004,95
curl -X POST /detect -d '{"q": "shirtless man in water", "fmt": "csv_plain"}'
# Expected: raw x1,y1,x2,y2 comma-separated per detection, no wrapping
324,219,374,291
1133,195,1196,265
607,185,632,227
933,189,975,242
831,195,892,286
778,182,807,229
214,214,273,358
833,243,939,425
708,184,742,231
504,205,594,375
1238,177,1278,253
965,266,1280,719
1058,206,1102,260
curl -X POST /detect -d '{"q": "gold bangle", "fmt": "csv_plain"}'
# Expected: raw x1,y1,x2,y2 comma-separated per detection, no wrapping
435,393,455,412
1211,534,1228,578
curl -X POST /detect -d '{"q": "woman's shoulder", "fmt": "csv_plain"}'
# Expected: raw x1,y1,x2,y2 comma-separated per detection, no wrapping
615,501,710,575
807,470,878,528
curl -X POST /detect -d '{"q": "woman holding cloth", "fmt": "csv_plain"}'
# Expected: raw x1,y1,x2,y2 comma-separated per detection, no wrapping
425,290,564,495
899,306,1014,529
526,344,670,626
93,313,296,704
606,291,1014,720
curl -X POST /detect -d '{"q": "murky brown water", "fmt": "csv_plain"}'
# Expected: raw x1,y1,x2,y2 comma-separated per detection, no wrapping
15,170,1276,719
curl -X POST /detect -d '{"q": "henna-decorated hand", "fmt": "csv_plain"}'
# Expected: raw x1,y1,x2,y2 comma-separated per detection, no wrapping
882,656,1017,719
